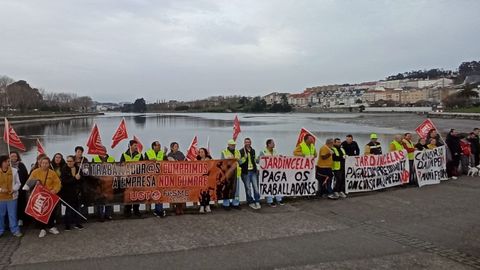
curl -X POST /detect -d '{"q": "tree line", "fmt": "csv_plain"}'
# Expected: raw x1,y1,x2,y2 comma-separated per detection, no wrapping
0,75,93,113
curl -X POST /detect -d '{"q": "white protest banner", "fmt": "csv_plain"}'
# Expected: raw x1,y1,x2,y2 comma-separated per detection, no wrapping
345,150,410,193
414,146,447,187
258,156,317,197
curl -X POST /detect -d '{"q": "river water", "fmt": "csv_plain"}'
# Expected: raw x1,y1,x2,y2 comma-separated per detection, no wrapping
1,112,477,168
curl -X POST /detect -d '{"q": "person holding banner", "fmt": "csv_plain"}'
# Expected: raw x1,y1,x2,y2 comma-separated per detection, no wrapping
92,153,115,221
60,156,84,231
30,153,47,173
221,139,242,210
239,138,261,210
403,133,416,186
415,138,428,151
145,141,167,218
167,142,187,215
341,135,360,156
427,129,443,147
389,135,405,153
0,155,23,237
317,138,338,200
258,139,284,207
365,133,382,155
196,148,212,161
332,138,347,198
120,140,144,218
294,134,317,157
9,151,29,227
28,156,62,238
428,139,438,150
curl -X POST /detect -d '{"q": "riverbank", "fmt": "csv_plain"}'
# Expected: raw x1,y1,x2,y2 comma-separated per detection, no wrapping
428,112,480,120
0,112,104,124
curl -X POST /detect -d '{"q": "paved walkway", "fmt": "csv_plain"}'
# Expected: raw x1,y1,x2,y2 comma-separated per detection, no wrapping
1,177,479,269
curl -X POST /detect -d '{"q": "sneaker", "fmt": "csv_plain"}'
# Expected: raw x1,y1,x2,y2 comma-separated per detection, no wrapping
199,206,205,213
74,224,84,230
106,215,113,221
205,205,211,213
255,202,261,209
18,220,23,227
339,192,347,198
278,201,285,206
249,203,256,209
327,194,339,200
13,232,23,237
334,192,340,197
48,227,60,235
39,229,47,238
65,225,71,231
268,202,277,208
452,176,458,180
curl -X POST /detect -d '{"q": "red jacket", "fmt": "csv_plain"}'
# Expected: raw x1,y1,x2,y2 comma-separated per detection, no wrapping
460,140,471,156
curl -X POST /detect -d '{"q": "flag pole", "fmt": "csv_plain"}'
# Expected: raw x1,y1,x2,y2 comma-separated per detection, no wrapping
58,197,88,221
4,118,12,167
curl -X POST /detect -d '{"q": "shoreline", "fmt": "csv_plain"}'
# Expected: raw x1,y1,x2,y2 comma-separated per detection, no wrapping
0,112,104,124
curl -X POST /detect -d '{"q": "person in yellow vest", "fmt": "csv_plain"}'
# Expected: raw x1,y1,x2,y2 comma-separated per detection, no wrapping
294,134,317,157
28,156,62,238
365,133,382,155
317,138,338,199
144,141,167,218
332,138,347,199
239,138,261,210
0,155,22,237
220,139,242,210
402,132,416,186
120,140,143,218
389,135,405,152
257,139,284,207
92,153,115,222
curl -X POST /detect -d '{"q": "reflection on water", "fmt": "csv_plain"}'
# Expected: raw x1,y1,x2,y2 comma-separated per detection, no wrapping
0,112,441,167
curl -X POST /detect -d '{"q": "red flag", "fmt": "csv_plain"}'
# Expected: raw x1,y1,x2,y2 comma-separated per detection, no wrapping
186,136,199,161
3,118,26,151
25,184,60,224
133,135,143,153
415,119,437,139
86,123,107,156
233,115,241,141
296,127,316,146
111,118,128,148
36,139,46,155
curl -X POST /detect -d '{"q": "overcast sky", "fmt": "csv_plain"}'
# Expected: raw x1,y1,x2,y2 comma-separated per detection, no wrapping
1,0,479,102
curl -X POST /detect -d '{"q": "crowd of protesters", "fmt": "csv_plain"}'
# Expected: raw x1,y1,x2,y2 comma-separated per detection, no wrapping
0,127,478,238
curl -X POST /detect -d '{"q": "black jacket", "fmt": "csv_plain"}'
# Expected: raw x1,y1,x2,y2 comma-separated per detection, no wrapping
446,134,461,156
415,143,428,151
341,141,360,156
60,165,81,202
239,147,257,173
467,135,479,154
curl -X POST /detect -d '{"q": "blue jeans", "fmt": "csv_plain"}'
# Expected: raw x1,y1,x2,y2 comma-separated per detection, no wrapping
0,199,20,234
96,205,113,218
266,196,283,204
154,203,164,214
241,171,260,204
222,176,241,207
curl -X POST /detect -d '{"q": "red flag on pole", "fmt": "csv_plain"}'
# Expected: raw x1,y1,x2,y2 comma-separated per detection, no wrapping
133,135,143,153
186,136,199,161
36,139,46,155
86,123,107,156
3,118,26,151
415,119,437,139
111,118,128,148
25,184,60,224
233,115,241,141
296,127,316,146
